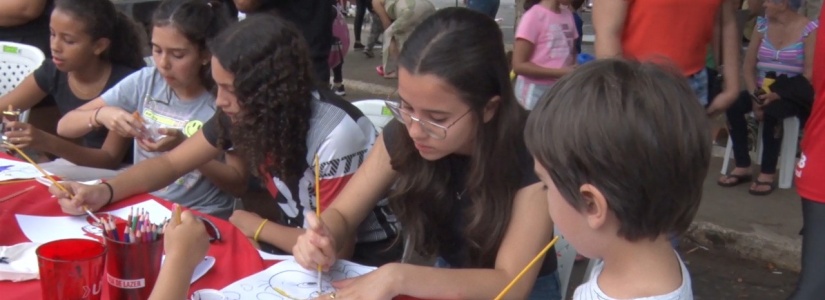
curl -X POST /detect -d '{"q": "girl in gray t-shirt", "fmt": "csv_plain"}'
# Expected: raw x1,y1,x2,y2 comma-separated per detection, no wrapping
53,0,239,219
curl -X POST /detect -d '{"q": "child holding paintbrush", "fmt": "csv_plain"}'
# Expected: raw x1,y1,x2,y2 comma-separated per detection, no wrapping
524,59,708,299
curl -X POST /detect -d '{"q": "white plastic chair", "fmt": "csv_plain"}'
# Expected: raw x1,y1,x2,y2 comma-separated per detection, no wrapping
554,229,578,300
0,42,46,123
720,116,800,189
352,99,393,132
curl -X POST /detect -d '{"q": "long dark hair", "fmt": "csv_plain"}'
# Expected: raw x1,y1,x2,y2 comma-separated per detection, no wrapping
55,0,146,69
152,0,231,91
386,8,528,268
209,14,313,185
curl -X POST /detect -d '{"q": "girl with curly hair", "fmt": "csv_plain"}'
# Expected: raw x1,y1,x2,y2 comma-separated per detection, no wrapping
51,13,401,267
0,0,143,179
52,0,242,219
293,8,561,300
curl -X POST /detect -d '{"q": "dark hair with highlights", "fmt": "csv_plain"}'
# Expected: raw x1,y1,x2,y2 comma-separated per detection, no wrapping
152,0,231,91
385,8,528,268
55,0,146,69
525,59,711,241
209,14,313,185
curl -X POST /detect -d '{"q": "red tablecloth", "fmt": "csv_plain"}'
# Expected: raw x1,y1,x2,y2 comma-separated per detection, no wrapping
0,167,265,298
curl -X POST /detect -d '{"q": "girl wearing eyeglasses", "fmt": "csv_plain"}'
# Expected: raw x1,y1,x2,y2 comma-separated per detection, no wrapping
294,7,561,300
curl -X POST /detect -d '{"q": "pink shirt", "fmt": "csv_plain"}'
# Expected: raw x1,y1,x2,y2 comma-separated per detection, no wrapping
515,5,578,85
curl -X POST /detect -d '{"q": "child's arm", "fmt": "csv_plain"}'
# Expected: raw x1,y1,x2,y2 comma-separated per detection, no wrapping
706,0,742,116
51,131,225,214
3,124,130,169
372,0,392,29
196,149,249,196
149,210,209,300
593,0,628,58
0,0,47,26
57,98,143,139
303,183,553,299
512,39,575,79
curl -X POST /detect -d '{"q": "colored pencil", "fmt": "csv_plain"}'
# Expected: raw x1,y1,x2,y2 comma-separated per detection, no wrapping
0,185,34,203
314,155,322,294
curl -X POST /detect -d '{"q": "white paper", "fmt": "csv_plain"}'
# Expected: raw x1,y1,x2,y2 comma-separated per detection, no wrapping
0,158,52,181
220,259,376,300
15,199,172,243
258,250,294,261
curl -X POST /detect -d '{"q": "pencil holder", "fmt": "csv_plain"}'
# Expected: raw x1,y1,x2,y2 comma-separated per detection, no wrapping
103,222,164,300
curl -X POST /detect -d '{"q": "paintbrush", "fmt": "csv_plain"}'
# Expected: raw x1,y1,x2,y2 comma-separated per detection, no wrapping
493,236,560,300
315,155,322,294
2,141,101,224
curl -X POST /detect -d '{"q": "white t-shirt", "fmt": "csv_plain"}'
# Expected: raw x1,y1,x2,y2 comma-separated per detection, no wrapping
573,253,693,300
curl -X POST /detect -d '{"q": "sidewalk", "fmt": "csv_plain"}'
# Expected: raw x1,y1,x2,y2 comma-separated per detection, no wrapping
337,23,804,274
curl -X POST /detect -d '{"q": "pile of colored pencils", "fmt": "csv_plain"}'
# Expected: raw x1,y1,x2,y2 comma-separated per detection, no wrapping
101,208,166,243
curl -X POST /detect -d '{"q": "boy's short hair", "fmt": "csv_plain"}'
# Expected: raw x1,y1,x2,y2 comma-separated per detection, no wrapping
525,59,711,241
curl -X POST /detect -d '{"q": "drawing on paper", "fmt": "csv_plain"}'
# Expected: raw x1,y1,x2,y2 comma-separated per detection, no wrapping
220,259,376,300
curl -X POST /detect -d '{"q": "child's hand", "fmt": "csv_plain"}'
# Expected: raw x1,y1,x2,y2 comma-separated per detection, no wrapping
98,107,145,138
3,122,46,150
293,213,338,271
50,182,111,214
136,128,185,153
163,210,209,270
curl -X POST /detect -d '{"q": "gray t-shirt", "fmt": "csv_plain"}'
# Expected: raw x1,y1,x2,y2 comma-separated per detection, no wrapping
100,67,233,219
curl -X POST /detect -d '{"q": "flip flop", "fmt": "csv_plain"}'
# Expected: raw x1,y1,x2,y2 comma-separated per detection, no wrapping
717,173,752,187
749,180,777,196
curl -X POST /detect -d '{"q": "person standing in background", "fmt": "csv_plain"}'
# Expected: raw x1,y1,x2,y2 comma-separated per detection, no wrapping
234,0,333,84
790,4,825,299
593,0,741,117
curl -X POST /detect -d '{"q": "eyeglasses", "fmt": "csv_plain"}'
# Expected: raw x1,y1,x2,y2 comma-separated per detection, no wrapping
384,92,472,140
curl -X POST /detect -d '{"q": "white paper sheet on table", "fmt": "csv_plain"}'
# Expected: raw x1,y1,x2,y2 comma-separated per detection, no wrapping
0,158,52,181
220,259,375,300
14,199,171,243
258,250,294,261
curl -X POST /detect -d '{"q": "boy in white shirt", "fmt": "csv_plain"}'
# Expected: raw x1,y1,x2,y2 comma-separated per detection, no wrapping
525,59,709,299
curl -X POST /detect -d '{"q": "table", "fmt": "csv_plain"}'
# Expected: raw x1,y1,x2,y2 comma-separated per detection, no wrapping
0,154,265,298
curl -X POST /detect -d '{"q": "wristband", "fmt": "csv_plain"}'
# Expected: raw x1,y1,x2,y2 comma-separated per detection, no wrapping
100,182,114,206
253,219,268,242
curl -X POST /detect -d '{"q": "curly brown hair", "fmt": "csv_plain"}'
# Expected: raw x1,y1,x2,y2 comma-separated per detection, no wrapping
208,14,314,184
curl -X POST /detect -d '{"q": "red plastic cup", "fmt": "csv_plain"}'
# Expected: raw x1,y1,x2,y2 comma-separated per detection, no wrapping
104,222,164,300
36,239,107,300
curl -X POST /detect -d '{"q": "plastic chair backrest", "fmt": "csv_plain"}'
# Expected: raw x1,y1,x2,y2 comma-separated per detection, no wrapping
0,42,46,123
555,228,578,300
352,99,393,132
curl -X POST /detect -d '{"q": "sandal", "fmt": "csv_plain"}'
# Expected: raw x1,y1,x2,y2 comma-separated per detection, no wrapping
717,173,752,187
749,180,777,196
376,66,397,79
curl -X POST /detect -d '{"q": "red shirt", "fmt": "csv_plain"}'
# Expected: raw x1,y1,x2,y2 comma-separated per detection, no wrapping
621,0,722,76
796,10,825,202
